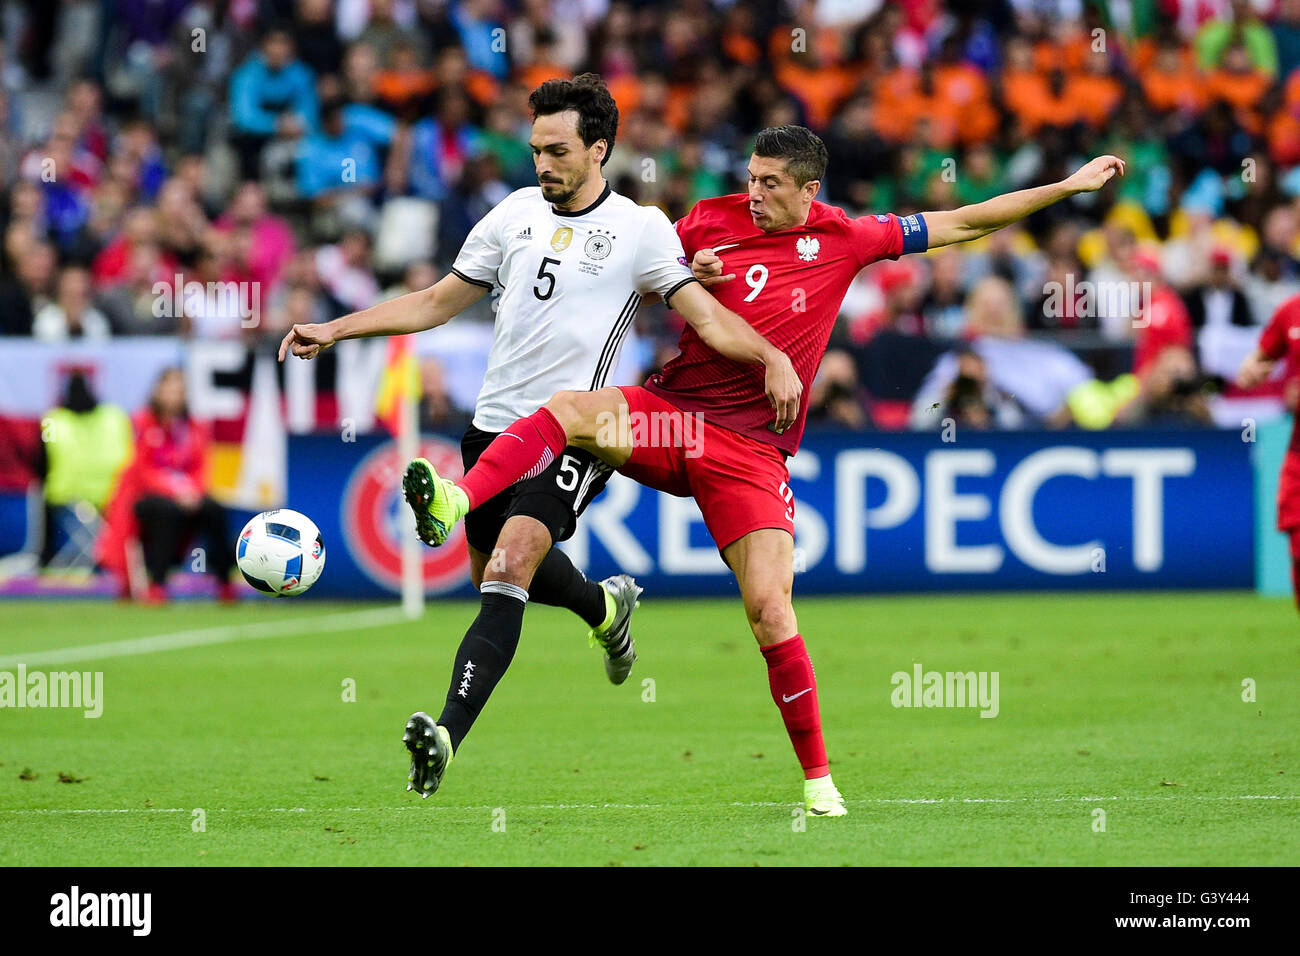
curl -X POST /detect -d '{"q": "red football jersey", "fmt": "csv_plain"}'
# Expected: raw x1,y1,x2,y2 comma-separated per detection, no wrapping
645,193,927,454
1259,292,1300,453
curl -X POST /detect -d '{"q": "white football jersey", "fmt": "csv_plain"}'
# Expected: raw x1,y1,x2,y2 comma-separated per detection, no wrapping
451,184,696,432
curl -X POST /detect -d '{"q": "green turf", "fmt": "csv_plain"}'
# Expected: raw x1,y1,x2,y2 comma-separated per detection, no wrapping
0,592,1296,865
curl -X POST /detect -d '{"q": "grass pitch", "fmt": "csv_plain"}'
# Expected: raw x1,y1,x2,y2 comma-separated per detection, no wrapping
0,592,1296,866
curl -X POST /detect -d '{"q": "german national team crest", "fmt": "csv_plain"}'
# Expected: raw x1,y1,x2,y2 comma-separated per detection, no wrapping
796,236,820,261
584,233,612,259
550,227,573,252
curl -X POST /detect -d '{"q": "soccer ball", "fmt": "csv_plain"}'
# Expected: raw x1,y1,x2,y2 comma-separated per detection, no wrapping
235,509,326,596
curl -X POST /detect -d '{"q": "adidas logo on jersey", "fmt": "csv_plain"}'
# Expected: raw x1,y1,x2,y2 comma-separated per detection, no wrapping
515,227,532,240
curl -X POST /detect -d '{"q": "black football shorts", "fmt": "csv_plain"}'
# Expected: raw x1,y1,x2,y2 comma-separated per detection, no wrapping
459,424,613,554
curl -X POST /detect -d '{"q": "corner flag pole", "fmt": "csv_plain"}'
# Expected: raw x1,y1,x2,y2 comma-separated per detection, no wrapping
397,343,424,621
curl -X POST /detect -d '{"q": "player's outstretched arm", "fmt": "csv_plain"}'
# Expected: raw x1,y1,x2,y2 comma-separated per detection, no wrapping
668,280,802,432
277,272,488,361
922,155,1126,249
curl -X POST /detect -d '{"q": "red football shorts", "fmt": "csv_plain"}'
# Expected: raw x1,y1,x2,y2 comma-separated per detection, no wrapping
616,385,794,552
1278,452,1300,532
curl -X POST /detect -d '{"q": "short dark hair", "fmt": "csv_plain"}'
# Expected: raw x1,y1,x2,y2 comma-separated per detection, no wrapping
753,125,828,187
527,73,618,166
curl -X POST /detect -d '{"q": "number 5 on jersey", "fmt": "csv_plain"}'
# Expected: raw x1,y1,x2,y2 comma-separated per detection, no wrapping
534,256,561,300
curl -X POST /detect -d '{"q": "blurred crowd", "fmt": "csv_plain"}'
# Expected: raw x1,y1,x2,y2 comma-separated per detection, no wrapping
3,0,1300,432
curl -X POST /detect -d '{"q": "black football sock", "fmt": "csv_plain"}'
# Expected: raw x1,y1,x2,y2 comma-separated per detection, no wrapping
437,581,527,752
527,547,608,629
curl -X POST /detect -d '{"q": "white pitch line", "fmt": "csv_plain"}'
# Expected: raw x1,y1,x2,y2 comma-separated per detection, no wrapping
0,606,407,667
2,795,1297,815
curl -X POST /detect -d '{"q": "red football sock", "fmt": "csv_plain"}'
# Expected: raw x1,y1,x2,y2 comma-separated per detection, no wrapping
760,634,829,779
458,407,568,509
1289,531,1300,613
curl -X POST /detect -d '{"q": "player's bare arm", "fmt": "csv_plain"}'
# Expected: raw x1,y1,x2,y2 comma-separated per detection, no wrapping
668,280,802,432
277,272,488,361
1238,348,1277,388
922,155,1126,248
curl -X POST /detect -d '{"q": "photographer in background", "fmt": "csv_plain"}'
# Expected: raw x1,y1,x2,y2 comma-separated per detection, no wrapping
938,347,1025,431
1115,345,1217,427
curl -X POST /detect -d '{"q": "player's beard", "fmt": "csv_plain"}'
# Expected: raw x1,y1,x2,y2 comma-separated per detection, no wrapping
540,169,586,208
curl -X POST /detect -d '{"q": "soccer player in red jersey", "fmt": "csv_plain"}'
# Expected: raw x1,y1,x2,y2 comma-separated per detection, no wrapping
411,126,1124,815
1239,296,1300,609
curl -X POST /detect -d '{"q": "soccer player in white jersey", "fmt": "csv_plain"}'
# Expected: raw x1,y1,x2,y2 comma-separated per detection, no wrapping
279,74,801,798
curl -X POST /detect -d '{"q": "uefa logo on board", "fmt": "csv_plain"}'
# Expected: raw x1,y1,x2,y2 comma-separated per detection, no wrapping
340,437,470,594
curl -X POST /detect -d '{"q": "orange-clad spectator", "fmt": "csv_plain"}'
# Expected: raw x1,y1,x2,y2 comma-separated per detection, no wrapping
1283,64,1300,111
463,71,500,109
767,19,856,130
373,40,437,113
1142,39,1207,114
1067,51,1124,128
1000,37,1055,133
605,74,642,116
766,21,847,69
871,63,968,147
720,4,762,66
772,42,856,129
1268,103,1300,165
933,37,998,145
1010,70,1082,134
776,61,857,131
514,31,571,92
516,60,571,92
1126,34,1160,76
1205,44,1273,133
723,30,761,66
1032,21,1092,74
424,46,499,113
663,82,696,134
871,65,921,142
919,67,964,148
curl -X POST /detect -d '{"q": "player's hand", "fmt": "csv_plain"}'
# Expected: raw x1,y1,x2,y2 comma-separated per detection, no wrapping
1065,155,1125,194
1237,350,1275,389
278,323,336,361
765,352,802,434
692,249,735,287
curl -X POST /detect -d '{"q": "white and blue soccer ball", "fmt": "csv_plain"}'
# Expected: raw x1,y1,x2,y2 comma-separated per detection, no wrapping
236,509,326,596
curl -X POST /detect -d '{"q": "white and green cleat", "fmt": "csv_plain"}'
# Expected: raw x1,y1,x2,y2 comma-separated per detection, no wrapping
805,776,847,817
587,574,642,685
402,458,469,547
403,712,454,798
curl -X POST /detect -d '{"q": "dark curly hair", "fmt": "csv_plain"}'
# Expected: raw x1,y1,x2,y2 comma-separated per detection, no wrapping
754,125,828,187
527,73,619,166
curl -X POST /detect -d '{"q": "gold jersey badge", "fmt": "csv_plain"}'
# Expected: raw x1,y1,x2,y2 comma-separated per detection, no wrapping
550,227,573,252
